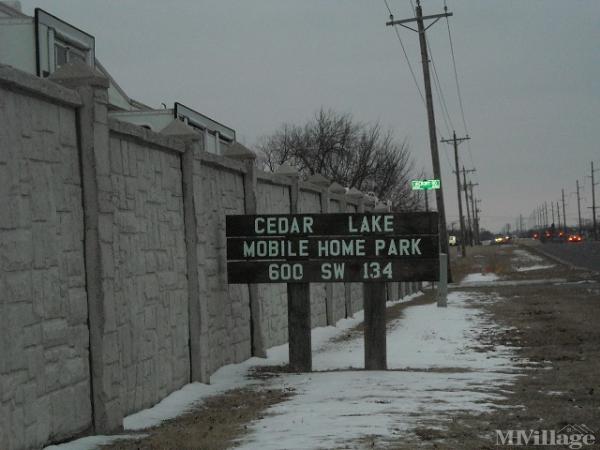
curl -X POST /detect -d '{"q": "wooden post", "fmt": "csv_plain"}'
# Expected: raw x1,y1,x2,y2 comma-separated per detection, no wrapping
287,283,312,371
364,202,389,370
284,170,312,372
364,283,387,370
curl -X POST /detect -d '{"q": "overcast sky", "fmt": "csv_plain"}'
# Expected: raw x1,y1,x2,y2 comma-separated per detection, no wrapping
19,0,600,232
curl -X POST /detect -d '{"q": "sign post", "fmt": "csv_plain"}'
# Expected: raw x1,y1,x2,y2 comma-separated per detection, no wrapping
287,177,312,372
364,283,387,370
226,211,439,372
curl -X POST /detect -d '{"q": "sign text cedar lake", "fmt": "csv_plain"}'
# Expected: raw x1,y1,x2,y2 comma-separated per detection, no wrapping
226,212,440,283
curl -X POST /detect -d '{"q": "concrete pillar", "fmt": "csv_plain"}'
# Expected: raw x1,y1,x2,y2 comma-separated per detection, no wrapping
224,143,267,358
49,62,120,433
161,119,211,383
345,189,364,317
309,174,335,326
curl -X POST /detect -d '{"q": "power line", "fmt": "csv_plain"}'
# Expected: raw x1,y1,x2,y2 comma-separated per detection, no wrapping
383,0,425,104
443,0,475,169
428,38,455,135
383,0,454,171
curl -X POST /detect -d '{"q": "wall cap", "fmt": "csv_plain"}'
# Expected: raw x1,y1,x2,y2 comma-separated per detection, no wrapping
307,173,331,187
0,64,81,107
223,142,256,161
160,119,201,141
49,61,109,89
109,118,187,153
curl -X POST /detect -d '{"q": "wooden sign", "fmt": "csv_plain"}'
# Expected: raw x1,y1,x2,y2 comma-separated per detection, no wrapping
226,212,439,283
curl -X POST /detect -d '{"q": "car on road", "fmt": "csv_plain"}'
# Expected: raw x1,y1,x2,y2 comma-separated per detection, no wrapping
567,234,583,243
494,235,512,245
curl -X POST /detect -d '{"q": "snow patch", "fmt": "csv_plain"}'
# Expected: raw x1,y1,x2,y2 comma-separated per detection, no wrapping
236,291,521,450
516,264,555,272
461,273,500,284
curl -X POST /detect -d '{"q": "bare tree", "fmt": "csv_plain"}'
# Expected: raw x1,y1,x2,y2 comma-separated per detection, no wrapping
256,108,421,210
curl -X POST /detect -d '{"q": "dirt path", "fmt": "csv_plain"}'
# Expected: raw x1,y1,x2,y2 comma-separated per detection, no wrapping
102,243,600,449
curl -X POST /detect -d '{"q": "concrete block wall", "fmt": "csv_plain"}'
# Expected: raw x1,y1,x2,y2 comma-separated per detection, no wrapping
299,188,328,328
0,69,92,449
344,202,363,315
103,124,190,418
255,176,291,347
328,198,349,322
0,64,425,449
197,161,251,373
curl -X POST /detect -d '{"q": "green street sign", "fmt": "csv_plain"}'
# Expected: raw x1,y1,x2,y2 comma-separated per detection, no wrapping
411,179,441,191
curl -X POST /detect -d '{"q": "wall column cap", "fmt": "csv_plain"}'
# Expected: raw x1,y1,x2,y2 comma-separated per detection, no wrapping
329,182,346,195
307,173,331,187
276,163,300,178
374,202,391,212
160,119,201,141
223,142,256,161
346,187,364,199
48,61,109,89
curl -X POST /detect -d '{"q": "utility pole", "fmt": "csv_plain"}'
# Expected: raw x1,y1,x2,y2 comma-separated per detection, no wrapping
576,179,582,233
386,0,453,268
589,161,598,240
463,170,472,246
551,202,555,226
442,131,470,257
475,200,481,244
544,202,548,228
557,201,561,232
519,214,524,236
470,184,480,244
462,167,475,246
562,188,567,230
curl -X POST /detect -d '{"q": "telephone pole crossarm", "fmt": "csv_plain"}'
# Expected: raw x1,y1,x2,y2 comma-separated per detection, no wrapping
386,12,453,32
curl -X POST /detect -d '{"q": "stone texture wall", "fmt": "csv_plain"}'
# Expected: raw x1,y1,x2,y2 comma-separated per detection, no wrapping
256,178,290,348
299,189,328,328
101,131,190,417
197,163,251,373
328,198,348,322
0,82,92,449
0,65,425,450
346,203,365,316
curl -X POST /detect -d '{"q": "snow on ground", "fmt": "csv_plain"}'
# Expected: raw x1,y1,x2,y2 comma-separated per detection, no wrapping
461,272,500,284
511,248,556,273
45,293,422,449
512,248,544,264
46,290,521,450
516,264,555,272
235,291,521,450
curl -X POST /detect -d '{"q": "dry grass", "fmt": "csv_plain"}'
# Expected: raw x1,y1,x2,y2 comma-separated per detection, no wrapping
101,387,292,450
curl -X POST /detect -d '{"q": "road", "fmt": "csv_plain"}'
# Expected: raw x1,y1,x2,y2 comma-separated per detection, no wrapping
522,239,600,272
